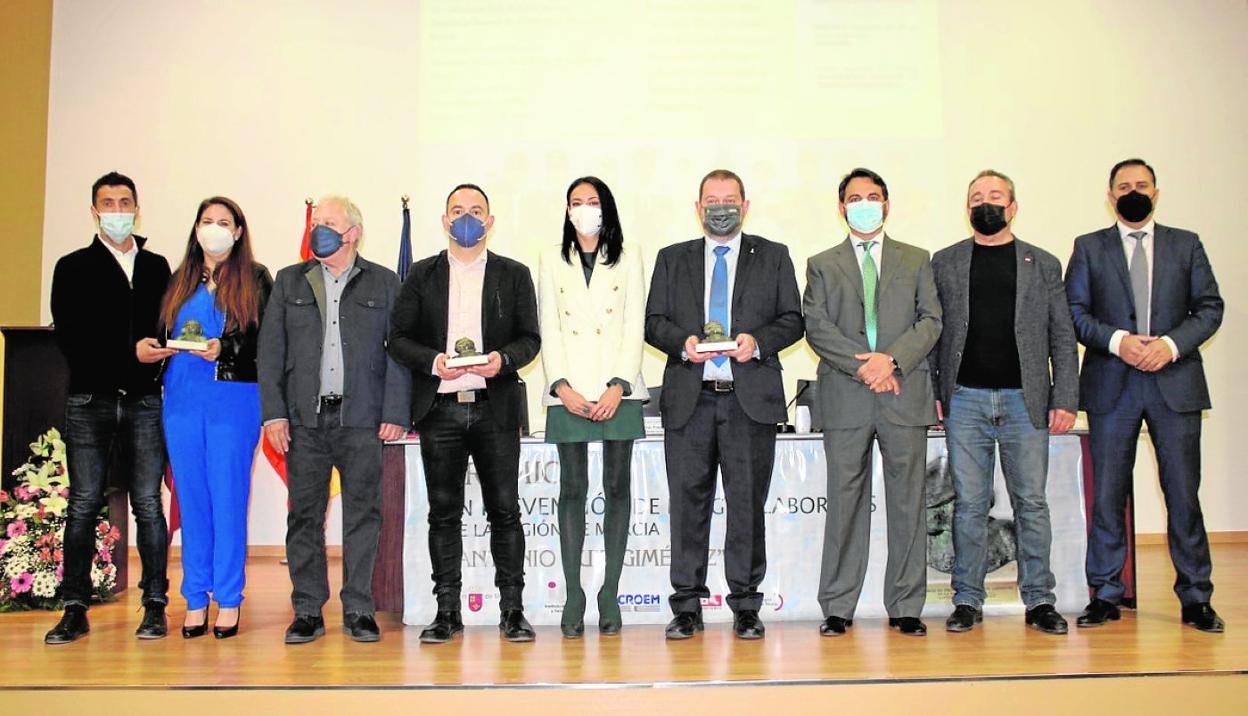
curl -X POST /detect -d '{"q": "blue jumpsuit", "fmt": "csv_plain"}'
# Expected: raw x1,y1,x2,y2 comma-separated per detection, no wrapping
163,285,260,610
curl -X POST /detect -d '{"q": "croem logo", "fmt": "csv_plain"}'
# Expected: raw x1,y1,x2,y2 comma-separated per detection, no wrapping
618,593,663,612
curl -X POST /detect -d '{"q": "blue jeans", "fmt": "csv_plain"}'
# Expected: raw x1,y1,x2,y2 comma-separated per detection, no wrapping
61,392,169,607
946,386,1055,609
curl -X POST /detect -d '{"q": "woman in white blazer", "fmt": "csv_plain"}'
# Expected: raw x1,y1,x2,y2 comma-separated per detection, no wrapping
539,176,647,639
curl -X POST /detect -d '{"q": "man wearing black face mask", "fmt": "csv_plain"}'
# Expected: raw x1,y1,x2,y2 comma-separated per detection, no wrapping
930,170,1078,635
645,169,804,640
258,195,412,644
1066,159,1224,633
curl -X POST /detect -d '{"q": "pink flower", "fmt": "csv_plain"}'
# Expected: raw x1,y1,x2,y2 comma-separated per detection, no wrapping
10,573,33,594
6,521,26,538
55,564,64,581
0,538,7,554
59,488,69,498
53,549,63,562
13,486,30,501
39,548,52,561
0,489,9,502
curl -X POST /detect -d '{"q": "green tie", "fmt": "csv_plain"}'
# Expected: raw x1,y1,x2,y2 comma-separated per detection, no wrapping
860,241,878,350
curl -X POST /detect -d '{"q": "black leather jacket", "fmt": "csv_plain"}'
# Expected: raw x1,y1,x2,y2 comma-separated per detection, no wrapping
215,265,274,383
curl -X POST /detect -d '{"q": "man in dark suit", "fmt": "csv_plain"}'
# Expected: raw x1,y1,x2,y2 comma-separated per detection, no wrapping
1066,159,1224,632
258,195,412,644
45,172,172,644
644,169,804,640
931,170,1078,635
803,168,941,637
388,184,541,644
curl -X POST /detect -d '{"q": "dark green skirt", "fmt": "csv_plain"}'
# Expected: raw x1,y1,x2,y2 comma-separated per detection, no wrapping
544,400,644,443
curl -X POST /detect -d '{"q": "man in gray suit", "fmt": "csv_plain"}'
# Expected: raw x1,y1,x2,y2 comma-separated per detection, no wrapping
258,195,412,644
804,168,941,637
1066,159,1224,632
645,169,804,641
930,170,1078,635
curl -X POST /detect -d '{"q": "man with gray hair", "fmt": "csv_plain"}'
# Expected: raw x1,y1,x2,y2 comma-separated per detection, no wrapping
258,195,411,644
930,170,1078,635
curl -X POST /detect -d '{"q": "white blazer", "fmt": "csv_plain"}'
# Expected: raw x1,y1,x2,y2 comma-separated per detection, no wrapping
539,243,648,406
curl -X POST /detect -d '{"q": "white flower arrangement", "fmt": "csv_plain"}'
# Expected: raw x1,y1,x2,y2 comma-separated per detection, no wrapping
0,428,120,611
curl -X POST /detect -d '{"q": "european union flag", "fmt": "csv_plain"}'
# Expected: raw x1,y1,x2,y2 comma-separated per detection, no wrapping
396,201,412,281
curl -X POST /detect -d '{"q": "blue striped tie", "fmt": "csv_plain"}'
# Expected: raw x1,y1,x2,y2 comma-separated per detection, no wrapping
709,245,730,367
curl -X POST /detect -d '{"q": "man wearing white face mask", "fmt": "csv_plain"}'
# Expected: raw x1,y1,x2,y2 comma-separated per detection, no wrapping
804,167,941,637
46,172,173,644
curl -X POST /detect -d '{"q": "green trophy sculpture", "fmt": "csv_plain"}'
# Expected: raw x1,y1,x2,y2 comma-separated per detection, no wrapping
695,320,737,353
167,319,210,351
445,336,490,368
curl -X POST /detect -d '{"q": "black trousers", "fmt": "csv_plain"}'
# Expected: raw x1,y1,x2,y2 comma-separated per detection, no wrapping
664,387,776,614
286,404,383,617
418,399,525,611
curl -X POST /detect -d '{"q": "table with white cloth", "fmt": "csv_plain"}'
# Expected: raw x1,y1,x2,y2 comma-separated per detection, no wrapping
372,432,1137,625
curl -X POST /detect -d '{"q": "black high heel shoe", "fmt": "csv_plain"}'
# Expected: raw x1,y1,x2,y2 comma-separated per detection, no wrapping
213,607,241,639
182,609,209,639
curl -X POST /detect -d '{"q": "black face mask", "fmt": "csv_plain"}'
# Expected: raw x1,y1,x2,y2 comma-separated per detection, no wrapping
1116,191,1154,223
970,203,1009,235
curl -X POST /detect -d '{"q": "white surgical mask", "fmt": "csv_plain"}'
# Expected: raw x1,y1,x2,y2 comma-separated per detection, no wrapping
568,204,603,236
845,200,885,234
98,212,136,244
196,223,236,256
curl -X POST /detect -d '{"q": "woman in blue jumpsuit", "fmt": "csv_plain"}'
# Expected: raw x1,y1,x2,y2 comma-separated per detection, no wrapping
160,196,271,639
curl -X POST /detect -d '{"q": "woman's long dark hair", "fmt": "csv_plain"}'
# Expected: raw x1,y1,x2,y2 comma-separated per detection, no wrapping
562,176,623,267
160,196,261,332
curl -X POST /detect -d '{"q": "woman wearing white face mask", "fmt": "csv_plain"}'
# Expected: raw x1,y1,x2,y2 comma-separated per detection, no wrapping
153,196,272,640
538,176,648,638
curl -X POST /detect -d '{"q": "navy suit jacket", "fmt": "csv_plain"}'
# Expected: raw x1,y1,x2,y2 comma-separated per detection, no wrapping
1065,224,1222,414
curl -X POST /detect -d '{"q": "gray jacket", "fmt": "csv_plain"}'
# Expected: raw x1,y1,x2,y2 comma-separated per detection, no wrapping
930,237,1078,429
803,235,942,428
258,256,412,429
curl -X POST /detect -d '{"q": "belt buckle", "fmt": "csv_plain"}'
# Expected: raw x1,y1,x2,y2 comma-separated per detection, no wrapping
455,390,477,404
712,380,733,393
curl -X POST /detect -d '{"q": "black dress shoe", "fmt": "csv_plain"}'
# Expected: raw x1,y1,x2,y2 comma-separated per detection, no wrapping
945,605,982,633
419,610,464,644
182,609,209,639
1181,603,1225,633
819,615,852,636
284,614,326,644
44,605,90,645
1026,604,1069,634
344,613,381,642
500,609,535,642
889,616,927,636
136,602,168,640
1076,599,1121,628
733,610,765,640
664,611,704,640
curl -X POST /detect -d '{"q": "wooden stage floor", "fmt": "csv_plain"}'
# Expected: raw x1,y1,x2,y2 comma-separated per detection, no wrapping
2,543,1246,703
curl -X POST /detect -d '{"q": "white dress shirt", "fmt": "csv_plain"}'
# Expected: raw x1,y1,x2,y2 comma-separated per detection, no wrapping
102,236,137,285
1107,220,1179,361
437,250,488,392
850,231,885,276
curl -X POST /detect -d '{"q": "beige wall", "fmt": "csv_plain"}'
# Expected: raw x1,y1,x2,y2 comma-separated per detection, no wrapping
0,0,53,454
37,1,1248,533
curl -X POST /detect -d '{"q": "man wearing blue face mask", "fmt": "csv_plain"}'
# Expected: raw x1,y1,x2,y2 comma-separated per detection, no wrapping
257,195,412,645
45,172,173,644
388,184,541,643
804,167,941,637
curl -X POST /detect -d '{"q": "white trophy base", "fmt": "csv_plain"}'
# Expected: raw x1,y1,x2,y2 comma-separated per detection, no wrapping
695,340,737,353
445,354,490,368
167,339,210,351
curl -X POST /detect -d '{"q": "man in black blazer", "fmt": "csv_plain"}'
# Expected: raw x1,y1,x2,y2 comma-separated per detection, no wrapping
1066,159,1224,632
645,169,804,640
258,195,412,644
388,184,541,644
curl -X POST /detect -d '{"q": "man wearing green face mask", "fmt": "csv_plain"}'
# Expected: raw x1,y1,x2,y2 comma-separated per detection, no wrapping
644,169,804,641
46,171,173,644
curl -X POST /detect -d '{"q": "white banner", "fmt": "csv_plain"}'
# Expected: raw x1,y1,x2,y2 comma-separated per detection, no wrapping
402,434,1088,626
